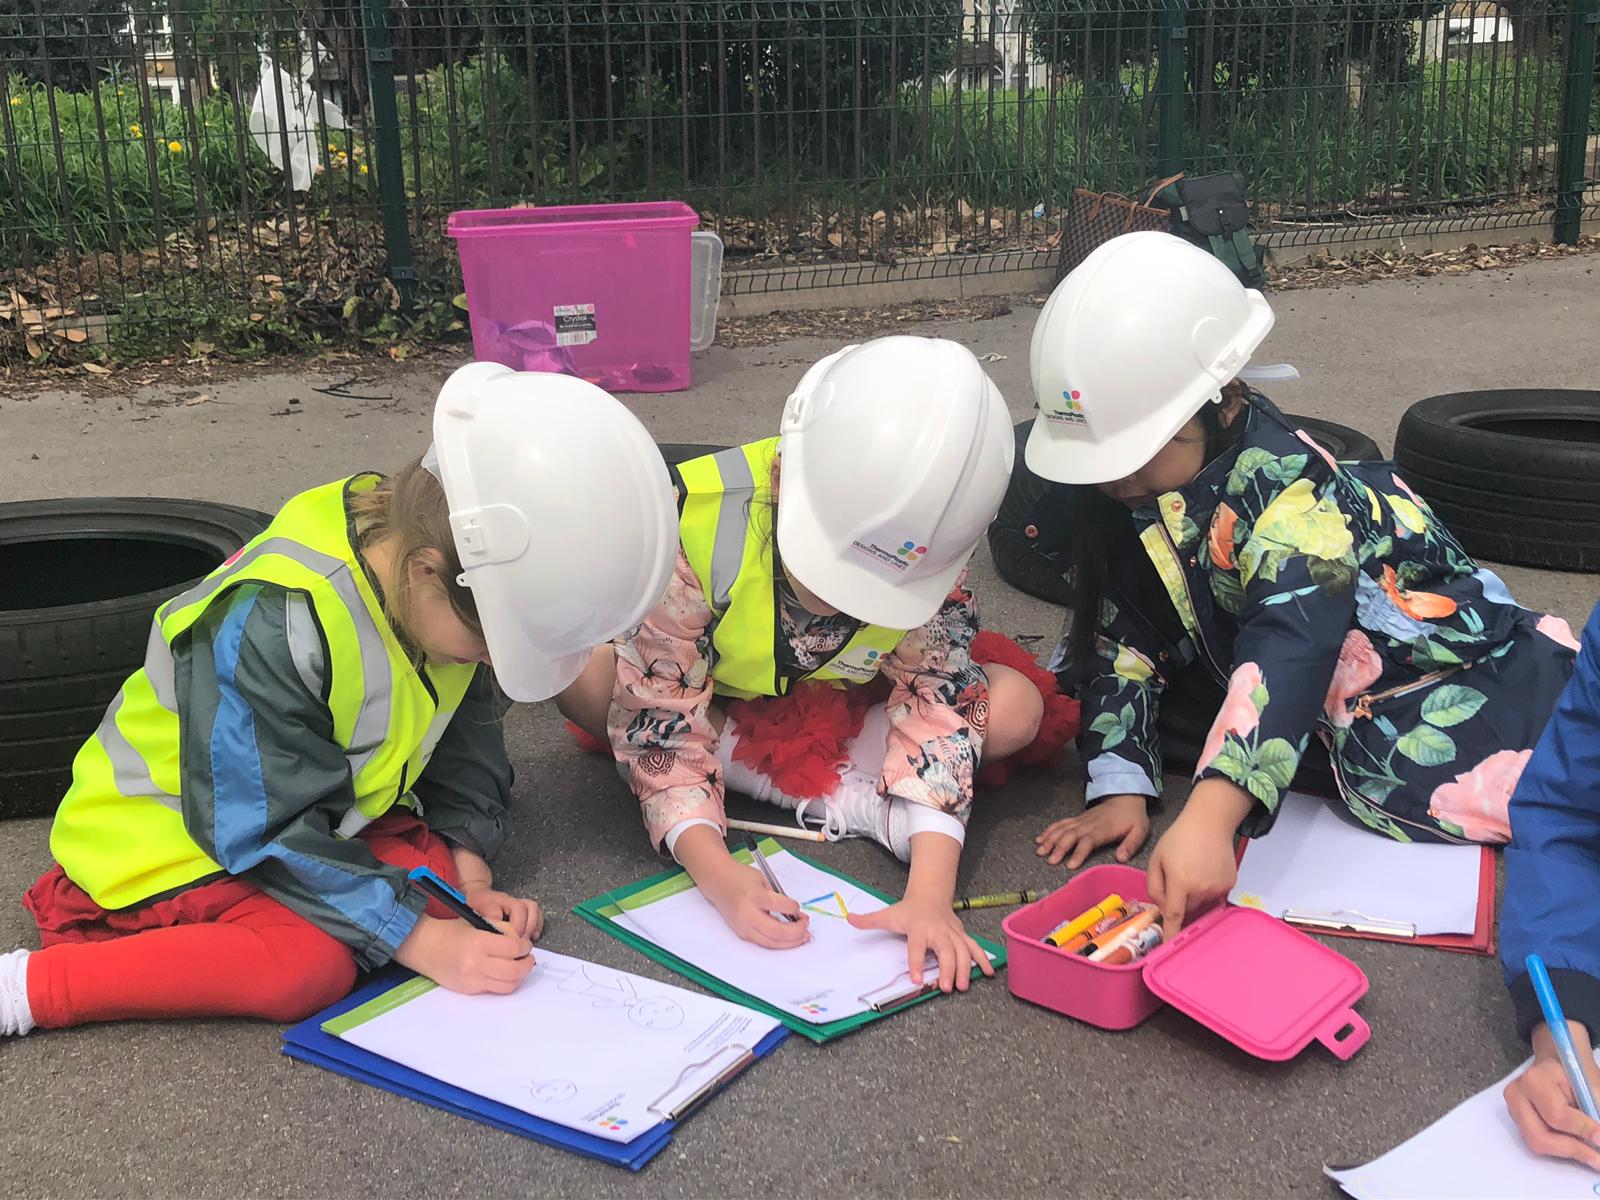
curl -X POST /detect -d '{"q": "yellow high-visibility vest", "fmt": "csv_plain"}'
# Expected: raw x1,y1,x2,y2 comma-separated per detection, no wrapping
50,475,476,909
675,439,907,700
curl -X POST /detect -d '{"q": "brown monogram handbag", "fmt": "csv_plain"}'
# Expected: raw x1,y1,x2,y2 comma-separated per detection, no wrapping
1056,173,1184,281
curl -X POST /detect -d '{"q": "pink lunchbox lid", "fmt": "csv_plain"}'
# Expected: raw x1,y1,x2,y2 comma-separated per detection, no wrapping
1143,905,1371,1062
447,201,699,238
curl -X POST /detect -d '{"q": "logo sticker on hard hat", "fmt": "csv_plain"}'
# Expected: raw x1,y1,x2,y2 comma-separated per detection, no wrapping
1046,388,1090,428
851,537,926,573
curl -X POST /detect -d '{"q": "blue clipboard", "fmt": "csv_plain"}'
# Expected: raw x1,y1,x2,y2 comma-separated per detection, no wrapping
280,968,790,1171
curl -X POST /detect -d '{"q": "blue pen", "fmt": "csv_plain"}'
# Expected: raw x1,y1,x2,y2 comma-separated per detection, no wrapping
1527,953,1600,1121
407,866,503,937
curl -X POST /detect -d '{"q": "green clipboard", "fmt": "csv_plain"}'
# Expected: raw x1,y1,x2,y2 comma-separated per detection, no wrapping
573,837,1007,1044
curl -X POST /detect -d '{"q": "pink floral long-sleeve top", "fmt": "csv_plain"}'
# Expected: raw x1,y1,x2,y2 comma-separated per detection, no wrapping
607,547,990,848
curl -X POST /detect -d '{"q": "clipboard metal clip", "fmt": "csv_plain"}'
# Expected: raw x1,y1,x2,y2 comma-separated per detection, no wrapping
1282,908,1417,938
645,1044,755,1122
857,955,943,1013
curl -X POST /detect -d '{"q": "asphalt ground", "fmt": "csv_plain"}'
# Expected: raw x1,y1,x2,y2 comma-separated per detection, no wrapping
3,255,1598,1198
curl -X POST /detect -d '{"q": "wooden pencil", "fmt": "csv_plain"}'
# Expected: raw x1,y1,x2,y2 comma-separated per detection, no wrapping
726,817,829,843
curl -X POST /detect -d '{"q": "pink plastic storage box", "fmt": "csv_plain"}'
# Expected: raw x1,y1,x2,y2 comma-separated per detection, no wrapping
1003,863,1370,1061
448,201,701,393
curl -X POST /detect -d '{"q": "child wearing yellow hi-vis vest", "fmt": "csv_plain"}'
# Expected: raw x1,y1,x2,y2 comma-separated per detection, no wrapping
561,337,1078,994
0,365,677,1039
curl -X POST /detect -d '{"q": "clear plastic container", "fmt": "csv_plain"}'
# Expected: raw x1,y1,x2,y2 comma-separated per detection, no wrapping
449,201,701,393
689,230,724,352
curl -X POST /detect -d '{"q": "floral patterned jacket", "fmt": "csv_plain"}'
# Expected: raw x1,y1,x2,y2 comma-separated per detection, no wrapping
1076,396,1576,844
609,548,990,849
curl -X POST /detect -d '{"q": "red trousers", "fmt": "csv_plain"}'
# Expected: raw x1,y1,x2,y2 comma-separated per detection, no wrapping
22,813,458,1029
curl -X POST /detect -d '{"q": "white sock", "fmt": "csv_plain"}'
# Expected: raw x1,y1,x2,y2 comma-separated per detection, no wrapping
0,948,35,1036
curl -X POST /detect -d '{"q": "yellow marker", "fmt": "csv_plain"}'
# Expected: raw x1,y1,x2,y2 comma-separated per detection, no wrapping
1042,893,1126,947
834,891,849,918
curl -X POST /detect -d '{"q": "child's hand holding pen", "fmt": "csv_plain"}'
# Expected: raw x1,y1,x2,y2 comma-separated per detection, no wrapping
395,916,536,995
398,866,539,994
1505,1020,1600,1170
460,886,544,942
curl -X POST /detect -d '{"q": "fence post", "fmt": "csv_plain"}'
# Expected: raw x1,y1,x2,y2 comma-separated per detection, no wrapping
1156,0,1188,177
1554,0,1600,245
362,0,417,308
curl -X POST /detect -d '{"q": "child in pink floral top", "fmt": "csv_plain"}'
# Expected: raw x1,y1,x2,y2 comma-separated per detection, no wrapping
561,337,1076,992
610,556,1004,845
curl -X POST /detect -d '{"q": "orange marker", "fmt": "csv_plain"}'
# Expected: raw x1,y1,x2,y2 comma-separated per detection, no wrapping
1050,906,1137,954
1042,893,1126,947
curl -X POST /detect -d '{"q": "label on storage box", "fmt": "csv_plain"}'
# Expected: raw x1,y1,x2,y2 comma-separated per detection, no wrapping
554,303,597,346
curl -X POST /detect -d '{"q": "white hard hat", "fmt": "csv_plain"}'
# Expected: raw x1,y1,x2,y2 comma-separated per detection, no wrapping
1026,231,1275,485
429,362,677,702
776,336,1013,630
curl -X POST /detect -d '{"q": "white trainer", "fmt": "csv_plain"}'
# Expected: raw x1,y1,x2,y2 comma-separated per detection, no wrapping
795,779,913,863
0,948,34,1037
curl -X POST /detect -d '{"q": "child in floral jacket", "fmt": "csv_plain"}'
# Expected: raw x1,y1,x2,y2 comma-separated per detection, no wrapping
1024,232,1576,930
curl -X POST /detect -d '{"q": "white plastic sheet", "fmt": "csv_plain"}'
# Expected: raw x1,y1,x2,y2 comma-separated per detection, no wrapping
246,43,345,192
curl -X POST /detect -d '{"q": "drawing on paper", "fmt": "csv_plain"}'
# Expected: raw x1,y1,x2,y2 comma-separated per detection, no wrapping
800,890,853,920
541,960,687,1030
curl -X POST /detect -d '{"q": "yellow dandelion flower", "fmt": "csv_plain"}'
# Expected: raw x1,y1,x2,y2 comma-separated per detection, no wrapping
8,96,21,107
328,142,338,152
129,122,141,134
168,140,183,153
358,163,368,175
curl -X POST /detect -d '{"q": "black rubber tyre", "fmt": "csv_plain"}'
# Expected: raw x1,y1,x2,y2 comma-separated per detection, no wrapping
1394,389,1600,572
988,414,1383,609
988,421,1076,607
0,498,273,819
1291,416,1382,464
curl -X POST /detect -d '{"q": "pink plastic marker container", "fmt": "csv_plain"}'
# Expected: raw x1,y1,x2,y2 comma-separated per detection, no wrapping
448,201,700,393
1003,863,1370,1061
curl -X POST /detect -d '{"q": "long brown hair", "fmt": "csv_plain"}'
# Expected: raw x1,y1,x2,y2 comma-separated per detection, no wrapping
347,457,482,656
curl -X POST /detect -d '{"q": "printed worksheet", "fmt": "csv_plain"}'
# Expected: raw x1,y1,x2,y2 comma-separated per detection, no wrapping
1327,1056,1600,1199
610,845,952,1024
328,950,782,1144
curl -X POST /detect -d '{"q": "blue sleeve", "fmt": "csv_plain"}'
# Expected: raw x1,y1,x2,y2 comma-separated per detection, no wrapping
175,584,426,969
1502,600,1600,1040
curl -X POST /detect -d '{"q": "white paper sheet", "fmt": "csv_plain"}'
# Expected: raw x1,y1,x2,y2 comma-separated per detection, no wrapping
1327,1056,1600,1199
612,846,944,1024
1230,789,1483,936
332,950,782,1144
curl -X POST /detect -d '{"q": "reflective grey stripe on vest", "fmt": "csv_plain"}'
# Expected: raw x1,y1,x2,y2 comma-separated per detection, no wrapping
284,592,327,700
706,446,755,610
92,689,180,812
158,535,395,780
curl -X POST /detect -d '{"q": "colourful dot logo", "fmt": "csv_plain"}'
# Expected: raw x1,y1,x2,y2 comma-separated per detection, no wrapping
864,649,881,662
596,1114,630,1132
1060,389,1085,414
799,1002,829,1016
895,541,929,562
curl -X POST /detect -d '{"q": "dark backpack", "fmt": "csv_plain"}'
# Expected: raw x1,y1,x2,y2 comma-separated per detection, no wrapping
1152,172,1268,291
